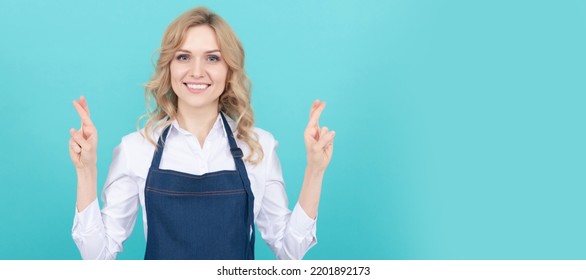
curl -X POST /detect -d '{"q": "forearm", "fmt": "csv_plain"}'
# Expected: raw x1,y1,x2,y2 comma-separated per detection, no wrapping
297,167,325,219
76,166,97,212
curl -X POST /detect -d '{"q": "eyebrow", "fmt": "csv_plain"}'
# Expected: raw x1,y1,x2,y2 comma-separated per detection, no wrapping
176,49,221,54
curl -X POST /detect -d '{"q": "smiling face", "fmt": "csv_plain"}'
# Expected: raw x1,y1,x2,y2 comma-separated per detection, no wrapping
170,25,229,114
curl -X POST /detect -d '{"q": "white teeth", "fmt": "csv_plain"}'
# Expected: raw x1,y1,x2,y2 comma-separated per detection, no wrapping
186,84,209,90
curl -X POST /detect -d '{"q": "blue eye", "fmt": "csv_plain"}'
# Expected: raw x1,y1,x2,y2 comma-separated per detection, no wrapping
176,54,189,61
208,55,220,62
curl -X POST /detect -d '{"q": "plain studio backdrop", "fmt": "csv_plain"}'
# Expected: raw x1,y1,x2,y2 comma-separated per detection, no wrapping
0,0,585,259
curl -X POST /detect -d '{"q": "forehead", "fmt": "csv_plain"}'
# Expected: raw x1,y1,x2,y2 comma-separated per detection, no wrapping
179,25,220,52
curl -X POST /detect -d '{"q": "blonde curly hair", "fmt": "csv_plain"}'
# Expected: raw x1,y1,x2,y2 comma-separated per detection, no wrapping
139,6,263,164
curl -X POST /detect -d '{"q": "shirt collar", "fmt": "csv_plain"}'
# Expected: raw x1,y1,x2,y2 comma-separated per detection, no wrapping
168,112,235,139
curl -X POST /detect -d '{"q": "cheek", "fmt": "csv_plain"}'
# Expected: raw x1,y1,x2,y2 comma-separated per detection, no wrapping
169,63,186,81
169,64,185,94
211,67,229,84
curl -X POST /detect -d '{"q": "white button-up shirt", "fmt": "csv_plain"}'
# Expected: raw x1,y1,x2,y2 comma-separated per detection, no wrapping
72,114,317,260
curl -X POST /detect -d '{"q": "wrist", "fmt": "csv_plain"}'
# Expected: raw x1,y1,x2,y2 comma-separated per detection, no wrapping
76,166,97,179
305,165,326,178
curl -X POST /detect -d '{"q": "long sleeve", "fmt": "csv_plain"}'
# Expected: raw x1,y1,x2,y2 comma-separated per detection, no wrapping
71,139,140,259
255,138,318,260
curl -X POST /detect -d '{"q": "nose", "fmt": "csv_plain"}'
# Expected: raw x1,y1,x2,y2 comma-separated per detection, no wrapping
190,58,204,78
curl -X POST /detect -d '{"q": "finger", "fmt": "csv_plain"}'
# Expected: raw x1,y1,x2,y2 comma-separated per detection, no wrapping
318,131,335,150
307,101,326,128
327,138,334,155
317,128,335,149
80,124,97,141
79,96,90,115
309,100,323,119
69,138,81,154
309,99,320,118
70,128,90,150
73,100,94,126
311,126,328,148
68,139,80,164
326,138,334,147
325,137,334,154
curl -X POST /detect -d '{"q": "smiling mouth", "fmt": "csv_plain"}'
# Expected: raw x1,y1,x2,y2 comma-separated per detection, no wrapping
184,83,210,93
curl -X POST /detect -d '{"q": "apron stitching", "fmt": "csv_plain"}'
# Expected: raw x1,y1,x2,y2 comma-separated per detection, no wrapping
146,187,246,196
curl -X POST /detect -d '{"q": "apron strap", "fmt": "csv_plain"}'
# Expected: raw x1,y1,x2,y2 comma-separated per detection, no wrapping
220,112,256,259
150,125,172,169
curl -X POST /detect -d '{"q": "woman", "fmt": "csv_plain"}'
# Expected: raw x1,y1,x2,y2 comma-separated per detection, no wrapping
69,6,335,260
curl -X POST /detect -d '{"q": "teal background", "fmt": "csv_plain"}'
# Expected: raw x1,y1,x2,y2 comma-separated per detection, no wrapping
0,0,585,259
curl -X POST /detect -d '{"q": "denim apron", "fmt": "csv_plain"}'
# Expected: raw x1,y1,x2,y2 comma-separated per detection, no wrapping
144,112,255,259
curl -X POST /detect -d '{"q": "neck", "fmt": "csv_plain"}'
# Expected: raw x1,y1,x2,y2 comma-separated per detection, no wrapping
175,102,220,144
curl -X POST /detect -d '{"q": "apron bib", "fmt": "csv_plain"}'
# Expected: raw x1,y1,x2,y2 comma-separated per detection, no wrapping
144,112,255,259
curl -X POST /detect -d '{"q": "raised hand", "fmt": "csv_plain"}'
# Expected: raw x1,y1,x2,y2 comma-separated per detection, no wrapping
69,96,98,169
304,100,335,172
